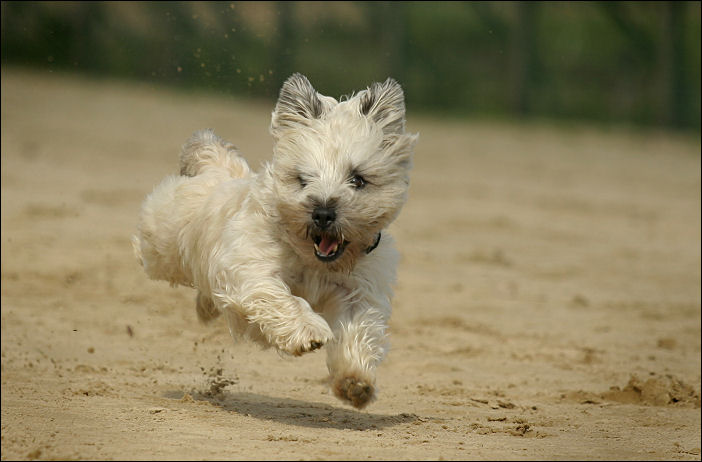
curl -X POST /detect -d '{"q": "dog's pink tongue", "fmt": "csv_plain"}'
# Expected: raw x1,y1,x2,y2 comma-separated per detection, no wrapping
318,236,338,256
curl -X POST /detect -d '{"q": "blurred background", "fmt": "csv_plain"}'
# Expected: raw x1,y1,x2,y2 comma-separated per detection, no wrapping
1,1,700,132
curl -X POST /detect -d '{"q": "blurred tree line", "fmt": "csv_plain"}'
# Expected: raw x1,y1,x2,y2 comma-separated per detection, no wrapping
1,1,700,131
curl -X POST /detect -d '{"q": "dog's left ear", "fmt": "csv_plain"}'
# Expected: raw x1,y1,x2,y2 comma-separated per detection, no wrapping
271,73,326,138
359,78,406,135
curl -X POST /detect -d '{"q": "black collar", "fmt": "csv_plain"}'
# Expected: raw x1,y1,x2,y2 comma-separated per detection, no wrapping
365,232,381,254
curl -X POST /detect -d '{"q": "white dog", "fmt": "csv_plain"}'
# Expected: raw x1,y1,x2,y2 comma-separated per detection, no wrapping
132,73,418,409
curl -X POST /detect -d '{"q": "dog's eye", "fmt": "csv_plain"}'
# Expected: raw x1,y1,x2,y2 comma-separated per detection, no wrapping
297,175,307,188
349,174,366,189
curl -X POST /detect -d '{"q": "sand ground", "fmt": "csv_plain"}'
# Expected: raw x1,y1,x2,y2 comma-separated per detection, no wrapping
1,69,700,460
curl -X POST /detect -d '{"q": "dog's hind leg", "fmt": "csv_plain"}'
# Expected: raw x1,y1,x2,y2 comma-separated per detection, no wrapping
195,291,221,323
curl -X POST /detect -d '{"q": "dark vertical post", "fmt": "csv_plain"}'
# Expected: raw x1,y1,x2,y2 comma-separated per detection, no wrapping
273,1,295,94
665,1,687,128
381,1,407,83
511,1,538,117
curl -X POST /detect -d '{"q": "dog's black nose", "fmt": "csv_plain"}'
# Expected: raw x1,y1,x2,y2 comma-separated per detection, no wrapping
312,207,336,229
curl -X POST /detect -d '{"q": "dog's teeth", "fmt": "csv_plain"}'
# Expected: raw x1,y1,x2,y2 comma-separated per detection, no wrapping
313,234,345,261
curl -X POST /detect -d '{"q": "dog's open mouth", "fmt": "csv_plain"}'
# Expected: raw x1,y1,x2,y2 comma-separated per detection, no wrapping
311,231,348,262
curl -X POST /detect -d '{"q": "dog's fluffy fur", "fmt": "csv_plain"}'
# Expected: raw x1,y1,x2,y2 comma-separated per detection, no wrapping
132,73,418,409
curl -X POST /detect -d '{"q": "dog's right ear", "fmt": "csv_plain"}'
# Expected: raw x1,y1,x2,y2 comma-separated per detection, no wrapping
270,73,324,138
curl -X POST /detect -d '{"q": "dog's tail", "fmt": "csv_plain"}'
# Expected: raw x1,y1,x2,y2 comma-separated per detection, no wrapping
180,129,251,179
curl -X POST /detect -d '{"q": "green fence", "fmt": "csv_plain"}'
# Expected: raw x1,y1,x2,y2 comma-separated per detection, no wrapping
2,1,699,131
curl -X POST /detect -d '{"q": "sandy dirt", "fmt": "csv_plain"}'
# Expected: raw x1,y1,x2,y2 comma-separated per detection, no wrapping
1,69,700,460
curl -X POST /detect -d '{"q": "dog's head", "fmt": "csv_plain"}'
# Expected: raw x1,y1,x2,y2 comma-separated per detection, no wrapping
263,73,418,271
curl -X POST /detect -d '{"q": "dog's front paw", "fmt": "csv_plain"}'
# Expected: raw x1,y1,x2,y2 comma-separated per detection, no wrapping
292,339,325,356
332,375,375,409
287,315,333,356
275,308,333,357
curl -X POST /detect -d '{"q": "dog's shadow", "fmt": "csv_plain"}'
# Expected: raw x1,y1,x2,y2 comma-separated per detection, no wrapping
163,389,421,431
